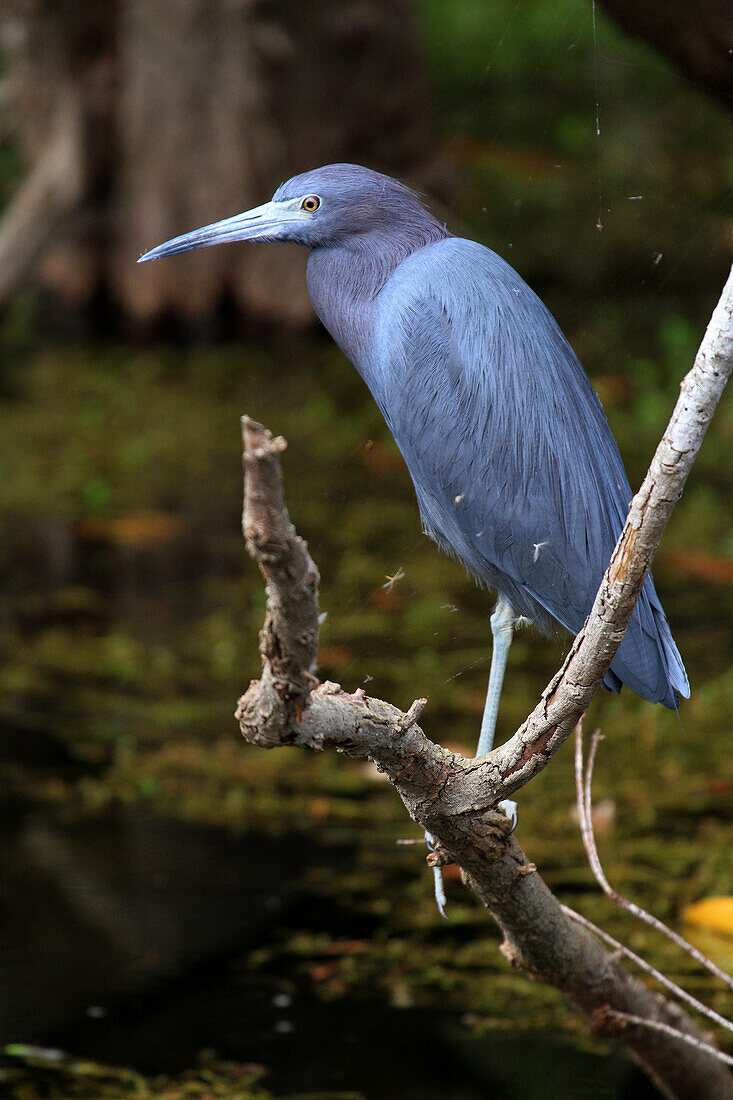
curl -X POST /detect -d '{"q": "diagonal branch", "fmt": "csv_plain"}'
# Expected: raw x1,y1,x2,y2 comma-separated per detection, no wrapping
235,263,733,1098
604,1012,733,1071
562,903,733,1038
489,261,733,794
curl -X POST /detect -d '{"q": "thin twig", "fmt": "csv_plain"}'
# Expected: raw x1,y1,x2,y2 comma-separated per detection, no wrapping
562,904,733,1036
603,1010,733,1070
575,726,733,994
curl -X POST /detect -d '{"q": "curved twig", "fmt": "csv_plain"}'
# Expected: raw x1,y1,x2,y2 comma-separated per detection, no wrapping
562,904,733,1038
575,725,733,994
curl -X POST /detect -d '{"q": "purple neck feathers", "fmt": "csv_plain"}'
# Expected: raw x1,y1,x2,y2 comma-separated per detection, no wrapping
307,214,449,370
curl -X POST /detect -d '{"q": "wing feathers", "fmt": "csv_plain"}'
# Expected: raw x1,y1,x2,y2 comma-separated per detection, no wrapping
372,238,688,707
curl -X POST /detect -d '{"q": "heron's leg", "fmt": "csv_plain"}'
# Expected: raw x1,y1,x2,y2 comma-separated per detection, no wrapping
477,594,515,755
477,594,518,831
426,595,518,918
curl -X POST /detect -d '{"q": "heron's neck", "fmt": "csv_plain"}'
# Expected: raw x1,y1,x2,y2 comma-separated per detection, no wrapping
307,220,449,371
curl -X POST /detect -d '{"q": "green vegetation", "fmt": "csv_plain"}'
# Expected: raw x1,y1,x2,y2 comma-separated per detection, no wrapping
1,1046,337,1099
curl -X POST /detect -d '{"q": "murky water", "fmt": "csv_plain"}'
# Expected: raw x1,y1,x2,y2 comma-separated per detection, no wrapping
1,803,660,1098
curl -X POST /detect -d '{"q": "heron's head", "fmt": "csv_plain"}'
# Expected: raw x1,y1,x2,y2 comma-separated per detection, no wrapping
138,164,440,262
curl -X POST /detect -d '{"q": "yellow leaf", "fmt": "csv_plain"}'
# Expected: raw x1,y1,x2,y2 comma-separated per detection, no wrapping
683,897,733,936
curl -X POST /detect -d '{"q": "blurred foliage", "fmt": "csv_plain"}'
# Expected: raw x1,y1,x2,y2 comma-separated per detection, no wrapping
0,1046,331,1100
0,0,731,1086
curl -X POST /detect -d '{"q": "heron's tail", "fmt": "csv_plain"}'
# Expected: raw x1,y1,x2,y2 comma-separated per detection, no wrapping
603,579,689,709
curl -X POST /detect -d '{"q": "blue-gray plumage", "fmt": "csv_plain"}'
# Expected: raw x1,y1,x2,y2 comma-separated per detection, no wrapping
139,163,689,720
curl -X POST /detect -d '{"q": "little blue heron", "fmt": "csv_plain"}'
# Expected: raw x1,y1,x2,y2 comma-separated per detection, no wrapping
140,165,689,908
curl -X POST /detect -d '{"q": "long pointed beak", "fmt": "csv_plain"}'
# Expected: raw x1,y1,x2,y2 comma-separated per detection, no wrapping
137,200,298,262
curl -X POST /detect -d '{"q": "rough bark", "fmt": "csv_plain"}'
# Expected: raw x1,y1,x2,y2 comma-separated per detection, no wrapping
0,0,437,332
597,0,733,108
235,262,733,1099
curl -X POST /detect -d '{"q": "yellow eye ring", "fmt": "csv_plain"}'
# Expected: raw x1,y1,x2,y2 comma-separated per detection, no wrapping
301,195,320,213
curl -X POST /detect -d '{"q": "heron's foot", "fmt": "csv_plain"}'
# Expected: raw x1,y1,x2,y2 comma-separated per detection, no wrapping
498,799,518,835
432,866,448,919
425,830,449,919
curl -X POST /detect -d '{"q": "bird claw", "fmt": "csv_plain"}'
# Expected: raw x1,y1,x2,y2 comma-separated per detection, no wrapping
424,792,516,915
432,865,448,919
498,799,518,835
425,830,449,918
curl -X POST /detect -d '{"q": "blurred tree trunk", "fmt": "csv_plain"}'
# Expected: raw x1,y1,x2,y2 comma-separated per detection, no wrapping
1,0,437,335
597,0,733,106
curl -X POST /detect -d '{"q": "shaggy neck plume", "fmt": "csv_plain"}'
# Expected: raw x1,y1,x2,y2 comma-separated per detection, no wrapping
307,210,449,368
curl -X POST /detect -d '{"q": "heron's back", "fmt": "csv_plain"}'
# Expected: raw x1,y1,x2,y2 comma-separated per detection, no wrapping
368,238,689,708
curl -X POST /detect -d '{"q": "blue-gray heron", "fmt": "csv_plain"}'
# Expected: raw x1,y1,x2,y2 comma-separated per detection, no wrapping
140,164,689,910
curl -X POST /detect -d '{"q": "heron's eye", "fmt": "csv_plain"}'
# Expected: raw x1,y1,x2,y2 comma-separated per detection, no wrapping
300,195,320,213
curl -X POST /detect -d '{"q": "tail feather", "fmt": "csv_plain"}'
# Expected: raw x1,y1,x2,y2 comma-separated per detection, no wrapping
603,578,689,709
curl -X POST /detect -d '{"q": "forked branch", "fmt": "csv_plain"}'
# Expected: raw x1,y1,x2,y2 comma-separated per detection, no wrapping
235,263,733,1097
238,264,733,820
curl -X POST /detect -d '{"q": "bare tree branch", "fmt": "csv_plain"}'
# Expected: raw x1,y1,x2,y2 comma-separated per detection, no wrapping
604,1011,733,1071
488,262,733,795
240,417,320,734
235,264,733,1097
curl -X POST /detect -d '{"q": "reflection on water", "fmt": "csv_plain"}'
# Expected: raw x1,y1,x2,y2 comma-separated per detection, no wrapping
0,804,659,1099
0,803,327,1042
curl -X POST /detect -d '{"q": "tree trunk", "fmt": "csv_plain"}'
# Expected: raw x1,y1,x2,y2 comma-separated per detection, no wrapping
1,0,437,335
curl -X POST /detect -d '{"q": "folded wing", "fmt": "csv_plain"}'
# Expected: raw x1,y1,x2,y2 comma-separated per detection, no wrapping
371,238,688,707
